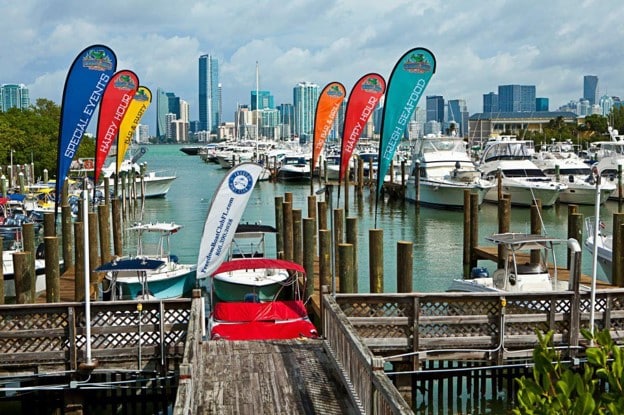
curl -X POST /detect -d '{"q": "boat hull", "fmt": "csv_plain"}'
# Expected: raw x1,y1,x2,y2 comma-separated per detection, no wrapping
106,266,196,300
484,181,562,207
405,179,492,209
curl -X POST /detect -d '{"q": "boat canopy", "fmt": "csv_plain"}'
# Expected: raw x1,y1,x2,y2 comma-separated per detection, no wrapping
211,258,305,276
95,258,165,272
235,223,277,234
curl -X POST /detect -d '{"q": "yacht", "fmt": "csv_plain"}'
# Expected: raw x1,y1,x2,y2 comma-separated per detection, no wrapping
405,134,495,209
478,136,566,207
584,217,613,284
532,141,615,205
591,127,624,200
276,155,311,182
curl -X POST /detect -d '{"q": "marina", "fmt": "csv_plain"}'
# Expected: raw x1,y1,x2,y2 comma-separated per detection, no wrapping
1,144,624,413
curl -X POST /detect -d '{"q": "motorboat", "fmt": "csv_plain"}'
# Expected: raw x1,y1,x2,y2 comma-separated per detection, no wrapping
0,228,47,300
207,257,318,340
448,233,583,293
590,127,624,200
276,155,311,182
532,141,615,205
584,217,613,284
98,222,196,300
100,158,176,198
405,134,495,209
478,136,566,207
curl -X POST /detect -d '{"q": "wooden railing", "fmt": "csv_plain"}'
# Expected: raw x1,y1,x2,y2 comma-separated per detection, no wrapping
0,299,192,373
322,294,413,415
333,289,624,361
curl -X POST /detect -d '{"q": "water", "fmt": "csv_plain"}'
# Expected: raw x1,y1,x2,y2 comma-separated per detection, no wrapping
135,144,619,292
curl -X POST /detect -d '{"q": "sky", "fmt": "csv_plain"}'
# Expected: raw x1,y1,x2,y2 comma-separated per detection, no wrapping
2,0,623,135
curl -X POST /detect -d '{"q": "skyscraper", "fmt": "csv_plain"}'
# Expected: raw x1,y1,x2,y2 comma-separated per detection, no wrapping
198,54,220,133
251,91,274,110
0,84,30,112
498,85,536,112
293,82,319,142
156,88,181,140
583,75,599,106
426,95,444,123
483,92,498,113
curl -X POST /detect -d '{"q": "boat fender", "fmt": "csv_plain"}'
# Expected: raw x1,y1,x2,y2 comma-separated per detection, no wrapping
470,267,489,279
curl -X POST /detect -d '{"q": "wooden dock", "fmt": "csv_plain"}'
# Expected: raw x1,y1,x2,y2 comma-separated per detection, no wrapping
199,339,358,414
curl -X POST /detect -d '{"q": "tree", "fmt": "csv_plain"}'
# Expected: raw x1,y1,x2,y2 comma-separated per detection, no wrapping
514,329,624,414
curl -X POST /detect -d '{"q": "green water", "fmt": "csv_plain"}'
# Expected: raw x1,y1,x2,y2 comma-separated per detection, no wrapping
135,144,616,292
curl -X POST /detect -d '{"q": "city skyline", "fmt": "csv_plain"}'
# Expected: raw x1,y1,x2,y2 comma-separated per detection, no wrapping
1,1,623,136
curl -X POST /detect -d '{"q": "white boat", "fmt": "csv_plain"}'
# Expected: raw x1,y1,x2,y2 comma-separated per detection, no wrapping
100,159,176,198
0,229,46,299
276,155,311,182
479,136,566,207
584,217,613,284
208,257,318,340
98,222,196,300
532,142,615,205
591,127,624,200
405,134,496,209
448,233,582,293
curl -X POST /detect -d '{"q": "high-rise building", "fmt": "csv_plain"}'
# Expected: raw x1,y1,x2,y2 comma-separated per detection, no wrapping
251,91,274,110
156,88,181,140
483,92,498,113
0,84,30,112
277,103,294,139
293,82,319,143
198,54,220,133
599,94,614,116
447,99,469,137
498,85,536,112
583,75,599,106
426,95,444,123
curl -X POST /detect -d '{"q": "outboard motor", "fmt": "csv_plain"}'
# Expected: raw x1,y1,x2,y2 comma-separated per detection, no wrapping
471,266,489,279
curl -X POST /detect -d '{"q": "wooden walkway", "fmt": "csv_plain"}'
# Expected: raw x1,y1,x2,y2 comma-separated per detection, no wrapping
199,339,358,414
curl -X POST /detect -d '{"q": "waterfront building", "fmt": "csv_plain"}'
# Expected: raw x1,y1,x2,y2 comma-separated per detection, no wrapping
198,54,220,133
468,111,578,145
293,81,319,143
137,124,150,144
259,108,280,140
498,85,536,112
0,83,30,111
277,103,294,140
584,75,599,106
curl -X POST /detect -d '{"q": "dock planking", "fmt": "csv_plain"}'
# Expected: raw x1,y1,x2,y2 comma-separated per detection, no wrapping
200,339,358,414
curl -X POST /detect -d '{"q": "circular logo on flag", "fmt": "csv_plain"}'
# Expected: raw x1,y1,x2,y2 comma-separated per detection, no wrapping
229,170,254,195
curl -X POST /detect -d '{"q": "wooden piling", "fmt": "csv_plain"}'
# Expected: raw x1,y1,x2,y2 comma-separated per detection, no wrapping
14,252,33,304
346,217,358,279
530,200,542,263
44,236,60,303
62,204,74,270
567,205,582,269
274,196,284,256
357,158,364,195
112,199,123,257
303,218,316,300
307,195,316,221
292,209,302,265
497,194,511,268
74,222,84,302
22,222,35,274
317,200,327,230
463,190,471,278
319,229,331,294
338,243,355,293
284,192,293,204
397,241,413,292
470,193,479,270
369,229,384,293
98,204,112,265
282,201,293,261
44,213,55,238
88,212,100,299
333,208,344,279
